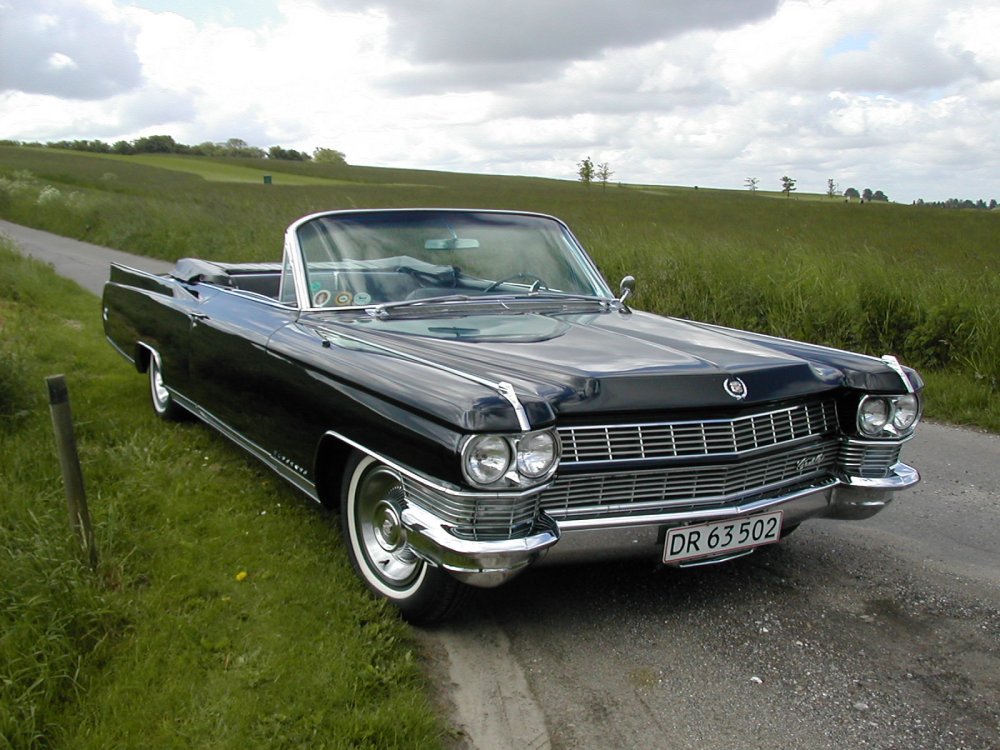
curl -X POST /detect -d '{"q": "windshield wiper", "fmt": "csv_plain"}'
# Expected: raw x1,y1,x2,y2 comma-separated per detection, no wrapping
368,292,615,319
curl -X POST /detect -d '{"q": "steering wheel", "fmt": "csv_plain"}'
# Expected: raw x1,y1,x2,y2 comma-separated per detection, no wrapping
484,272,549,293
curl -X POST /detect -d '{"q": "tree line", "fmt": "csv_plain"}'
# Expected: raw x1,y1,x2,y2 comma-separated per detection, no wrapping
0,136,347,164
914,197,998,211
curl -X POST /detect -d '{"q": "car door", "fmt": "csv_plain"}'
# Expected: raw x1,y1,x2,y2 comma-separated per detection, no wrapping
185,288,298,445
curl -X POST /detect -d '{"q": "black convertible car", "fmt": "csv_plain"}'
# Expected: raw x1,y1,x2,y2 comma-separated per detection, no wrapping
103,209,922,623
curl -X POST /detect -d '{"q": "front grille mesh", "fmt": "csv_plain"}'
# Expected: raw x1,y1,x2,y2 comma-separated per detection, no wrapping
402,478,539,541
838,442,902,479
558,399,838,465
540,438,839,520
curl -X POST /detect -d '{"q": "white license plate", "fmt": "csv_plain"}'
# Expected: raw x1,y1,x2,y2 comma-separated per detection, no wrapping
663,510,784,564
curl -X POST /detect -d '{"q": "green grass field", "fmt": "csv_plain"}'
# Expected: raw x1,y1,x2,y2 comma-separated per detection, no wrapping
1,144,998,748
0,239,448,748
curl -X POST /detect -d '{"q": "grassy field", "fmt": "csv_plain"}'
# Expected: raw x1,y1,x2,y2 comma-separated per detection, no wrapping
0,144,998,747
0,240,448,748
1,144,997,430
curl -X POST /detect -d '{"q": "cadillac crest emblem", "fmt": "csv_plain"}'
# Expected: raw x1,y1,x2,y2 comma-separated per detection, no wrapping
724,377,748,400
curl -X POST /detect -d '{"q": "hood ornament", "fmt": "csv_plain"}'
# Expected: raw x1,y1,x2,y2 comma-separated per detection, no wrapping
724,377,748,400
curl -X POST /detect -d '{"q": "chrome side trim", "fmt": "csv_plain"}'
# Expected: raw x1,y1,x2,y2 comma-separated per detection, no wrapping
497,381,530,431
881,354,915,394
106,335,135,365
169,389,320,502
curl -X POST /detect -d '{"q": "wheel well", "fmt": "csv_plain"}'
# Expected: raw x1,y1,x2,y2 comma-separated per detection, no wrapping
314,435,354,509
134,343,152,373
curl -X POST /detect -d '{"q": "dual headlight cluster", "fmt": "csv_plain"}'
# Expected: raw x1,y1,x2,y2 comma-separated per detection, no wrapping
462,430,560,488
857,393,921,438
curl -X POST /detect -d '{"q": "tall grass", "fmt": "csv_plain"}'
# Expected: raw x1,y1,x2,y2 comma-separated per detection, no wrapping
0,241,447,748
1,241,123,747
1,144,998,430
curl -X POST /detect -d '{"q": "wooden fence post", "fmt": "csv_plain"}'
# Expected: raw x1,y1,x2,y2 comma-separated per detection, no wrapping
46,374,98,570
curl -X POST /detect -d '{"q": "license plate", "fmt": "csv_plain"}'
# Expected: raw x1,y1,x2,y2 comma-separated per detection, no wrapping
663,510,784,564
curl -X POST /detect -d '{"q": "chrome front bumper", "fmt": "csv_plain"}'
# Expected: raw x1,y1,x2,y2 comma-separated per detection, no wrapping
398,462,920,585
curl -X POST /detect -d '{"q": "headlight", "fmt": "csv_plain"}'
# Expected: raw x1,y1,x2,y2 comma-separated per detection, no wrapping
462,430,560,487
516,431,559,478
464,435,510,485
892,394,919,431
857,394,921,437
858,396,890,436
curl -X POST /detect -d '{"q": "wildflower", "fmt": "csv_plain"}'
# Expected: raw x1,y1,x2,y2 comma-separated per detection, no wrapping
235,571,248,582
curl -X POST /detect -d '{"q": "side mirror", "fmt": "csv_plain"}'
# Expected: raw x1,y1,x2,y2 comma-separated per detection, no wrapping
619,275,636,307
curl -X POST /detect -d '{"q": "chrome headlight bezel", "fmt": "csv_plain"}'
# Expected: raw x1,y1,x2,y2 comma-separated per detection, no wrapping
857,393,922,438
461,429,561,488
515,430,559,479
462,434,511,486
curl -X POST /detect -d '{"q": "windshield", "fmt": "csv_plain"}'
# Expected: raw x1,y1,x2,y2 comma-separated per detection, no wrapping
292,210,611,309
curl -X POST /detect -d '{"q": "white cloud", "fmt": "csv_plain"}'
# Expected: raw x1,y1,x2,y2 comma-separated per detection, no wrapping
0,0,997,202
0,0,142,98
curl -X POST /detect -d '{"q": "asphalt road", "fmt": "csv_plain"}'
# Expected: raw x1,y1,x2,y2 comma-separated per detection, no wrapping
5,220,998,750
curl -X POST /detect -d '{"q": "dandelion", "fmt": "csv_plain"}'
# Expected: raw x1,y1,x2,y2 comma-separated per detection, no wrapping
235,570,248,582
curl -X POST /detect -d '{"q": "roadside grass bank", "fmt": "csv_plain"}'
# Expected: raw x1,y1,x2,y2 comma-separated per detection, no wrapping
0,240,448,748
0,144,997,433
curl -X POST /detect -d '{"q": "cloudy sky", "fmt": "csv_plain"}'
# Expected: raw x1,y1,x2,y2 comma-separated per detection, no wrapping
2,0,998,202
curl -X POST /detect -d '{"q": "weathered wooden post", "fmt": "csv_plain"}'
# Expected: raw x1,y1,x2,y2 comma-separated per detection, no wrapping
46,374,98,570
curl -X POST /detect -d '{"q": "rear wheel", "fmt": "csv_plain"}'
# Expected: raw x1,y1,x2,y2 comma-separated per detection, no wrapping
148,352,187,421
340,451,466,624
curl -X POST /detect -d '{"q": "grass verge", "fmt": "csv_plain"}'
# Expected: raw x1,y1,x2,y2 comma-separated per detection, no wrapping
0,240,448,748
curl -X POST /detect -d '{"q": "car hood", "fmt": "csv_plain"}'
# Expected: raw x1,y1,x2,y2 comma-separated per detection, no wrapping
300,307,912,431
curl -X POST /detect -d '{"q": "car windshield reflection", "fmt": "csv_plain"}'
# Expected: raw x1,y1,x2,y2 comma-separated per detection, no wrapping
292,210,612,309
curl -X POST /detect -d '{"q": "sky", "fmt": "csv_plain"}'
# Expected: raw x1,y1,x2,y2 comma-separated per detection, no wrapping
1,0,998,203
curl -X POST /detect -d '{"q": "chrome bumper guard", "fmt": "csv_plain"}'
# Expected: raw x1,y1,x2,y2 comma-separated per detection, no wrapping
398,462,919,584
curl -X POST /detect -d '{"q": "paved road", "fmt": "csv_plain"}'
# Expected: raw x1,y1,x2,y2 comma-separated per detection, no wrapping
5,220,998,750
1,219,173,293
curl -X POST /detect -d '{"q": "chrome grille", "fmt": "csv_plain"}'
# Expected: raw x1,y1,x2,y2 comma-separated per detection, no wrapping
837,441,903,479
402,478,539,541
540,438,839,521
558,399,838,465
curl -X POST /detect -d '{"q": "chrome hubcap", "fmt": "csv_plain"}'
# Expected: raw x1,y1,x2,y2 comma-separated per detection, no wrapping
355,467,420,588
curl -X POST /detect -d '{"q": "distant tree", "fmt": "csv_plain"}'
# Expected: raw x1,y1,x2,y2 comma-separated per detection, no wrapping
745,177,759,192
871,190,889,202
862,188,873,202
826,178,838,198
313,147,347,164
596,162,614,190
218,139,265,158
844,187,860,200
780,175,796,197
268,145,311,161
991,199,998,210
112,140,133,154
132,134,179,153
577,156,594,186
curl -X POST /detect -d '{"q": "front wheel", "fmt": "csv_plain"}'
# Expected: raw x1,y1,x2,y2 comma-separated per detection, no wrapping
340,452,466,624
